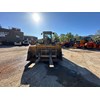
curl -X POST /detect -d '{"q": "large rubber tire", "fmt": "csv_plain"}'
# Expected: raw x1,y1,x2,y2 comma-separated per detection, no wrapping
27,51,36,62
57,49,62,60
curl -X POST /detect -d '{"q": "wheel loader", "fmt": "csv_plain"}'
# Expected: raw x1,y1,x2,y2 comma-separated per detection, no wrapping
27,31,62,67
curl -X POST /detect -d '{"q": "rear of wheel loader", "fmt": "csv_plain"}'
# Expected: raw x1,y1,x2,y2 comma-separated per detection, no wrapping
27,31,62,67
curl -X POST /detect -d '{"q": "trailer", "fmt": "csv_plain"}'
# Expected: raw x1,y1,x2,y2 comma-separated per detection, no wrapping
0,27,24,45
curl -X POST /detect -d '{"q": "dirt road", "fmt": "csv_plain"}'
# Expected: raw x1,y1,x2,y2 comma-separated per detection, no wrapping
62,49,100,78
0,46,100,87
0,46,28,86
62,48,100,85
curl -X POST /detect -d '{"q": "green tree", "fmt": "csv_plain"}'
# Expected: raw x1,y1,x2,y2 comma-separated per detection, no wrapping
92,30,100,41
52,32,60,42
66,32,74,41
74,34,82,41
59,34,67,42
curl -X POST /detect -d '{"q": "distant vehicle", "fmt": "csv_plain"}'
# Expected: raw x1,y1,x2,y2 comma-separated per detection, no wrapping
0,27,24,45
14,41,22,46
22,40,29,46
60,41,70,47
74,41,80,48
74,37,100,49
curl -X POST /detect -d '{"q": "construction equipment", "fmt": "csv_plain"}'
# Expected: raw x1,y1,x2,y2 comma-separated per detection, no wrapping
74,37,97,49
27,31,62,67
74,41,80,48
95,40,100,50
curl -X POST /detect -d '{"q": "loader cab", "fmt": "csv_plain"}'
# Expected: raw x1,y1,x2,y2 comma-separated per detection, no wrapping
83,37,93,43
41,31,54,45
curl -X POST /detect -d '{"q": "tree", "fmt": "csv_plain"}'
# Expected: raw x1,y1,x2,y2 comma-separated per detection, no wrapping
92,30,100,41
52,32,60,42
74,34,82,41
66,32,74,41
59,34,67,42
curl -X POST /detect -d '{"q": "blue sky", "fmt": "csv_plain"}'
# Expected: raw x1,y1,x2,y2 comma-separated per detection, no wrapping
0,12,100,38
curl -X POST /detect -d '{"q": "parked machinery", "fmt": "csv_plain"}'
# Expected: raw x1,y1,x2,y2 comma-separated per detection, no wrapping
74,37,98,49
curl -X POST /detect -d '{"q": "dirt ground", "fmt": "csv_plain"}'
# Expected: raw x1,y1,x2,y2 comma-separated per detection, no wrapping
62,48,100,86
0,46,100,87
0,46,28,86
62,48,100,78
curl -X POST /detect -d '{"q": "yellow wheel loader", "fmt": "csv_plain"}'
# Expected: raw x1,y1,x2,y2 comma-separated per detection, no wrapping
27,31,62,67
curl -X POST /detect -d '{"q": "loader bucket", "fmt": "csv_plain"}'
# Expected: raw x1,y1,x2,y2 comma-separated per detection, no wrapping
27,44,62,67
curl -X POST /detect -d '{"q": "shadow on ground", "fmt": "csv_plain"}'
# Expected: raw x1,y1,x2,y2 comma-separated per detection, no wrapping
0,45,15,48
21,57,100,87
0,45,25,48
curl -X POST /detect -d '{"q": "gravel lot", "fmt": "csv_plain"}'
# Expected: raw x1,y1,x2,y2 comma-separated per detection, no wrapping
0,46,100,87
